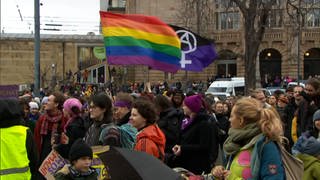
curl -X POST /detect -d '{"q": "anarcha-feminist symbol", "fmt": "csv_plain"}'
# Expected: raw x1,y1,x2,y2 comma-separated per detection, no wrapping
176,30,197,68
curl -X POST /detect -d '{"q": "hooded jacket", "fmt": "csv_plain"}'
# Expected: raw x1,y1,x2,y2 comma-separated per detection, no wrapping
134,124,166,160
296,153,320,180
0,99,39,179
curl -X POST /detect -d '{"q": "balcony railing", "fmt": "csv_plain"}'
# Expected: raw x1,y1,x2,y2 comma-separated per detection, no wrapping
263,31,284,42
213,32,241,42
303,29,320,41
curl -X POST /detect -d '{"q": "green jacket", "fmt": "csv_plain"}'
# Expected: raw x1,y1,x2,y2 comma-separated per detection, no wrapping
296,153,320,180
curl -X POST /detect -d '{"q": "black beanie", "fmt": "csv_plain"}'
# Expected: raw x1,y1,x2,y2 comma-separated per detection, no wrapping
69,139,93,162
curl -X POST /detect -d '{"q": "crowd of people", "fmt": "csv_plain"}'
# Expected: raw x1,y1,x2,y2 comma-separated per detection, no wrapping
2,77,320,180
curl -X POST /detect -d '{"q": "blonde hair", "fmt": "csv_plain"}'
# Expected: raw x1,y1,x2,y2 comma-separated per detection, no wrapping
234,97,283,142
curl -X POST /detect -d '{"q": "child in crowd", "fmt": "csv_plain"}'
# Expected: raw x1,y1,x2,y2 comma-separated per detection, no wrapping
292,135,320,180
54,139,98,180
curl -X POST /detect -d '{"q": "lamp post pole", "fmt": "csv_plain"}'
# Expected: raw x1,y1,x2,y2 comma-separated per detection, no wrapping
34,0,40,96
297,0,302,84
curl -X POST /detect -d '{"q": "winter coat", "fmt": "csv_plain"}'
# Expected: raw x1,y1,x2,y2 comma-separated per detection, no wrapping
134,124,166,160
116,112,131,126
227,136,285,180
296,153,320,180
283,101,298,148
54,165,98,180
296,99,319,137
84,120,115,146
55,116,87,159
175,110,219,174
0,99,39,179
157,107,183,154
215,113,230,145
34,111,67,162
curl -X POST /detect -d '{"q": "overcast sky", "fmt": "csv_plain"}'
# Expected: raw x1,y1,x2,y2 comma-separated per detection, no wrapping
0,0,101,34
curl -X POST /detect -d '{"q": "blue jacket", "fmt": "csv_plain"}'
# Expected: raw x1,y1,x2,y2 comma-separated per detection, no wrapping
226,135,285,180
251,136,285,180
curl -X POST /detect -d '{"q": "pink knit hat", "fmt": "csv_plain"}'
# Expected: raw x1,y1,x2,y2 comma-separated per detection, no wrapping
63,98,82,116
183,95,202,113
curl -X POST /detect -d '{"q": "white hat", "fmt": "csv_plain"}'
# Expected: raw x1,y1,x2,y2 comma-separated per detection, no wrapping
29,102,39,110
34,97,41,105
41,96,49,105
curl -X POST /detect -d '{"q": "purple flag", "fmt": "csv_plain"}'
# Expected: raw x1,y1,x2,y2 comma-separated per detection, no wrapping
171,25,218,71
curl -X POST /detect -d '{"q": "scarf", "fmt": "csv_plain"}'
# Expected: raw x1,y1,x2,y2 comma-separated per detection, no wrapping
69,166,96,178
40,110,63,135
223,123,261,156
181,117,194,131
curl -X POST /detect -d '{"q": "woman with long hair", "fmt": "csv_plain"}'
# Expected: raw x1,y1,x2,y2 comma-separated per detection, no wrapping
211,97,285,179
83,92,117,146
55,98,86,159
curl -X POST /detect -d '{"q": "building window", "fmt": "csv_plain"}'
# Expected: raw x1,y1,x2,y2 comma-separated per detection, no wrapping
215,0,237,9
215,12,240,30
78,47,101,70
267,9,283,28
303,8,320,27
108,0,126,8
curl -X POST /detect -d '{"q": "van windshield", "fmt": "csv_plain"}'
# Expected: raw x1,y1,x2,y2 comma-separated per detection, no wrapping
207,87,227,92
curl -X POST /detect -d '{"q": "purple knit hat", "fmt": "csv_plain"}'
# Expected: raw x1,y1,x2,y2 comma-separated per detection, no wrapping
63,98,82,116
183,95,202,113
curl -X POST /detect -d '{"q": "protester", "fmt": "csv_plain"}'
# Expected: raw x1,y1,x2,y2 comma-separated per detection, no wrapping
154,95,183,167
292,78,320,142
100,92,137,149
283,85,304,148
55,98,86,159
54,139,98,180
211,97,285,179
313,109,320,140
130,99,166,160
250,89,271,108
28,101,40,132
292,135,320,180
214,101,230,146
34,92,67,165
171,90,185,109
83,92,119,146
113,92,133,126
0,99,39,179
172,95,219,174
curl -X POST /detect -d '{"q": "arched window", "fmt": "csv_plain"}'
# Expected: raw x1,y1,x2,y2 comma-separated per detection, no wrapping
216,50,237,78
259,48,282,87
304,48,320,78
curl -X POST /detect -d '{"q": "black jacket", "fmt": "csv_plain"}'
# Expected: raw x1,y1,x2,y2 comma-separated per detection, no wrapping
157,107,183,153
55,116,87,159
175,110,219,174
116,112,131,126
283,100,298,148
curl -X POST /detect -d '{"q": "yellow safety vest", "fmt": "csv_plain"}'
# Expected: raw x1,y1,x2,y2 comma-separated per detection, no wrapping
0,125,31,180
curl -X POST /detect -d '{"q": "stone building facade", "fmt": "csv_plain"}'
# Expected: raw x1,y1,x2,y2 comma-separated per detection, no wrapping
1,0,319,87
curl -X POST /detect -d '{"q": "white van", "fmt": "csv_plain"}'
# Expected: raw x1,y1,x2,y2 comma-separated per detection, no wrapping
205,77,245,100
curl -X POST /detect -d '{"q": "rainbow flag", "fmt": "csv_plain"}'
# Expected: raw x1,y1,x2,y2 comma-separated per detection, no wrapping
100,11,181,73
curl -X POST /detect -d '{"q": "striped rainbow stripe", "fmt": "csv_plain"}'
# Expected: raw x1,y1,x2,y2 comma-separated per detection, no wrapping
100,11,181,73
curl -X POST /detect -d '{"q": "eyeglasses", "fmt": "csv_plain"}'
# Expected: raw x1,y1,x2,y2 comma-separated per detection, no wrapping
89,105,97,109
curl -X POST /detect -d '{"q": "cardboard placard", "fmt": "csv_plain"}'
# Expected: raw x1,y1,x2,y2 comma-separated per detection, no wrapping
39,146,110,180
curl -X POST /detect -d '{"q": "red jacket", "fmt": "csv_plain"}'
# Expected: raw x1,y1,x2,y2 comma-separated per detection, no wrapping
134,124,166,160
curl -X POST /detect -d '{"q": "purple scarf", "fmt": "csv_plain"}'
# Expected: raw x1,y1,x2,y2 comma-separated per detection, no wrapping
181,117,194,131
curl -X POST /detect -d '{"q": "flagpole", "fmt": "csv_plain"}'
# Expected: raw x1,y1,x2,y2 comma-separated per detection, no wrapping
184,70,188,93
